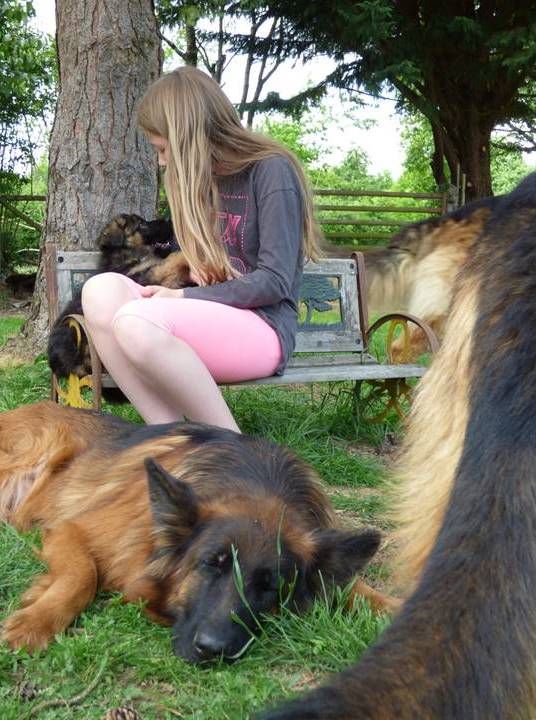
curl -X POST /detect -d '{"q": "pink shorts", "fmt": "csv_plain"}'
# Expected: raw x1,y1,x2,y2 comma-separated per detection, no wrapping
113,276,283,383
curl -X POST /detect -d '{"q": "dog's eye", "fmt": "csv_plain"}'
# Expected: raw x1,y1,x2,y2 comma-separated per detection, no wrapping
200,551,229,572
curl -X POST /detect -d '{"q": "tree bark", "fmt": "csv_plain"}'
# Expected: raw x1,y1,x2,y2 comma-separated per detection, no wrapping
18,0,161,357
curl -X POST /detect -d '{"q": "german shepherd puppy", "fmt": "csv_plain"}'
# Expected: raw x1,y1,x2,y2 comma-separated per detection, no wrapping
47,213,190,379
258,174,536,718
0,401,389,661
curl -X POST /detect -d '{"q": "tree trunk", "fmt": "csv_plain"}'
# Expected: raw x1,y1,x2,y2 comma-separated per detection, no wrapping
454,125,493,201
184,23,198,66
18,0,161,357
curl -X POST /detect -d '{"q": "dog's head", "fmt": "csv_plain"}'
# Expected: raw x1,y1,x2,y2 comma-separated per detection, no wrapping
144,457,380,664
97,214,179,257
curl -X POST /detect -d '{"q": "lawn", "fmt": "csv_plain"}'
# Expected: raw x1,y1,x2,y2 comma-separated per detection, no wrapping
0,316,399,720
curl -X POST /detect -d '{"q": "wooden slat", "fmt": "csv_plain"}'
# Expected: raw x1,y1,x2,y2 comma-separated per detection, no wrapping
101,361,426,389
315,204,444,214
314,189,446,200
0,194,47,201
228,363,426,386
287,353,376,368
56,251,101,271
323,232,393,240
318,219,409,227
302,258,356,275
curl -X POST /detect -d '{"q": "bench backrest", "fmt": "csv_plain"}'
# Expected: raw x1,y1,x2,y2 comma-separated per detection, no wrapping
45,245,368,354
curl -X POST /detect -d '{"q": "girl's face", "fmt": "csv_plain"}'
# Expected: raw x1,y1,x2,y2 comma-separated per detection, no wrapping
147,133,169,167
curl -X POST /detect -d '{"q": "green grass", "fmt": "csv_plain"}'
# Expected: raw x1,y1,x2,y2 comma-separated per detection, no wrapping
0,316,400,719
0,314,24,346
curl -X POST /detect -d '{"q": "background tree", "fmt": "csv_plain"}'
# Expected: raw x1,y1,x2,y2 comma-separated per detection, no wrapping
0,0,55,175
396,113,534,195
17,0,161,355
156,0,310,126
260,0,536,200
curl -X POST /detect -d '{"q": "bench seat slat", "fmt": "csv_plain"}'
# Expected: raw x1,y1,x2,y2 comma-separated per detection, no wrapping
227,363,426,387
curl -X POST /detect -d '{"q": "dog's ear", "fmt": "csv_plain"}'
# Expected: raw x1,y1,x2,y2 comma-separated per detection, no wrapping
310,528,381,587
144,458,199,542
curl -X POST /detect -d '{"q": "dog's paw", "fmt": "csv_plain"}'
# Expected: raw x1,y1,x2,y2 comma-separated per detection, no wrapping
19,575,55,608
2,607,55,652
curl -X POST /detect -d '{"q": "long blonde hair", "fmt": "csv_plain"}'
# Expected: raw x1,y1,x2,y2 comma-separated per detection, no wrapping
138,66,321,284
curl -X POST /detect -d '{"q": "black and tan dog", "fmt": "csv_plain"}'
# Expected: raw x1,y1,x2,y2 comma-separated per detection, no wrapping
47,213,191,379
0,401,392,661
325,196,500,359
364,196,500,358
258,174,536,718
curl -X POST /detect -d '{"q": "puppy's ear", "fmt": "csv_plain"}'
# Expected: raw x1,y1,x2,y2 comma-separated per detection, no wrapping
310,528,381,587
145,457,199,544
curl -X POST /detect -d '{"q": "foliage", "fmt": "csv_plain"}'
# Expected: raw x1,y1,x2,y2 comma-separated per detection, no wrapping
257,0,536,198
396,113,535,196
0,0,56,172
395,115,439,194
156,0,311,125
491,144,536,195
0,158,46,275
257,117,320,167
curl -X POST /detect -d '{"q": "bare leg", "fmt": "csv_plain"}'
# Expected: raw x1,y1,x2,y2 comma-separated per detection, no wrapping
111,314,239,430
81,273,239,429
82,274,186,423
2,522,98,651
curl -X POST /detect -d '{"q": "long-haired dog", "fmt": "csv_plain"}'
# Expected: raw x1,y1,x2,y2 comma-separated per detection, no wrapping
47,213,190,379
258,173,536,718
0,401,390,661
359,196,500,359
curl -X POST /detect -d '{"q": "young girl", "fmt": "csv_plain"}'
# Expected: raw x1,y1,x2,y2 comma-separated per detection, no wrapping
81,66,320,431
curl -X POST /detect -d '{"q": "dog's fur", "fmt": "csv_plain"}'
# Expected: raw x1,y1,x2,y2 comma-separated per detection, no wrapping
258,174,536,718
47,213,191,378
0,401,391,661
325,197,500,359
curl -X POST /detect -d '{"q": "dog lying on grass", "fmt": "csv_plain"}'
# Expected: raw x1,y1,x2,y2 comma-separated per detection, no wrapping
0,401,393,661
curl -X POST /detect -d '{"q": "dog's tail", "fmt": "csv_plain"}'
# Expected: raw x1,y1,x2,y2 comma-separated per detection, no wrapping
258,174,536,720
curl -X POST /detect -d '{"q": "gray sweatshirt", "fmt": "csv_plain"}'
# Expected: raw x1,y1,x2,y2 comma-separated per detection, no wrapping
183,155,304,374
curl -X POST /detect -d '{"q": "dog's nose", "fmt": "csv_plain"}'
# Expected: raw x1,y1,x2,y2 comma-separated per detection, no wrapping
193,631,226,659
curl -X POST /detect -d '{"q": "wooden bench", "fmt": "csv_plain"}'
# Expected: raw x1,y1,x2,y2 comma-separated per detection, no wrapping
44,244,439,422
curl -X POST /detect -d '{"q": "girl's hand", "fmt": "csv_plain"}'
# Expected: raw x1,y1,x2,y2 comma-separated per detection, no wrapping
140,285,185,299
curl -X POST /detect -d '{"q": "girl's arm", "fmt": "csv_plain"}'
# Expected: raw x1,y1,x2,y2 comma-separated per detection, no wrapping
183,184,304,309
